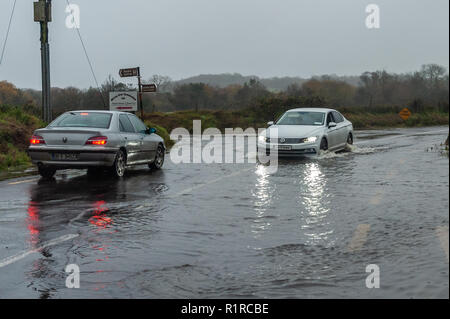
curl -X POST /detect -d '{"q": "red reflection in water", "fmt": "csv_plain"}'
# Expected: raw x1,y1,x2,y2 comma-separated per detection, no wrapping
27,201,40,247
87,200,115,291
88,200,112,228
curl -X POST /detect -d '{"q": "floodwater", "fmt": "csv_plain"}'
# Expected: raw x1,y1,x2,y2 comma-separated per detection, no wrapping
0,126,448,298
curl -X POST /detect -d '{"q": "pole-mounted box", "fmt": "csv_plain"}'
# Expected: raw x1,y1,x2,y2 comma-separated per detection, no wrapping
34,1,52,22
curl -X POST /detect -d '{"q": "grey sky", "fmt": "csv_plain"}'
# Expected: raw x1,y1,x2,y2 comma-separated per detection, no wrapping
0,0,448,89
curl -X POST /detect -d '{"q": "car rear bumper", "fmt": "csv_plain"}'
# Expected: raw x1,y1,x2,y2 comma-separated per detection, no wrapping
28,146,118,168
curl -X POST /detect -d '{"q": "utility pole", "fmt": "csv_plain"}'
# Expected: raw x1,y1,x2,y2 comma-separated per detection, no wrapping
34,0,52,123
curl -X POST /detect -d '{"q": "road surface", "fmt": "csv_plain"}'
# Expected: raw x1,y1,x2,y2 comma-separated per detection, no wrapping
0,126,448,298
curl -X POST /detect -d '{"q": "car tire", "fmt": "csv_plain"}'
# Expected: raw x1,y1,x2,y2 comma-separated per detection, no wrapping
38,166,56,179
110,150,126,178
347,133,354,145
149,145,165,170
320,138,328,151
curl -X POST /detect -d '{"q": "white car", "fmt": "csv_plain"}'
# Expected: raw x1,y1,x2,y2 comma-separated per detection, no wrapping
257,108,353,156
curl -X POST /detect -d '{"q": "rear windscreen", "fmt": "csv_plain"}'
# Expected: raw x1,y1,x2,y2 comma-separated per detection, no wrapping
50,112,112,129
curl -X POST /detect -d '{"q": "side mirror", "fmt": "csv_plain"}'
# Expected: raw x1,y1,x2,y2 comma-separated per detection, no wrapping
328,122,337,128
146,127,157,134
267,121,274,126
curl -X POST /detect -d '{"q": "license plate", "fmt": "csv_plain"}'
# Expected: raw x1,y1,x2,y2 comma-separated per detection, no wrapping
52,153,78,161
272,145,292,151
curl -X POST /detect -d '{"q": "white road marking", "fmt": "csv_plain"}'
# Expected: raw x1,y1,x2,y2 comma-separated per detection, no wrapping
0,234,79,268
169,167,253,198
436,226,449,263
7,178,38,185
68,210,88,228
347,224,371,252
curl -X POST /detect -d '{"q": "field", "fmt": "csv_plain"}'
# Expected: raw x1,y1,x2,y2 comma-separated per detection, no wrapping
0,105,448,173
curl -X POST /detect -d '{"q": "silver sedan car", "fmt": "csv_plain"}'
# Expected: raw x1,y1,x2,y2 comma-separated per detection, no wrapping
28,111,165,178
258,108,354,156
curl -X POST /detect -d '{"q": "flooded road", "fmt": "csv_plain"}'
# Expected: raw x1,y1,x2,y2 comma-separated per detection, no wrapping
0,126,448,299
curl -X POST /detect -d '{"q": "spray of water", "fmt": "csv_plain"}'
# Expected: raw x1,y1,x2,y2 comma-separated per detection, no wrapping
316,144,381,159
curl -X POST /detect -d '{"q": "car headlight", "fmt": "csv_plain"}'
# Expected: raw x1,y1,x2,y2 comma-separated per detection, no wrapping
305,136,317,143
258,135,267,143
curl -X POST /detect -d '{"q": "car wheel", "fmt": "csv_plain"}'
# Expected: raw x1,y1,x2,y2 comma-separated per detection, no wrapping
320,138,328,151
38,166,56,179
111,150,126,177
149,145,165,170
347,133,354,145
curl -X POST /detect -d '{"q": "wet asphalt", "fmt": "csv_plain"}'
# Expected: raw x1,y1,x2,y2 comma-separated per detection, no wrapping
0,126,448,298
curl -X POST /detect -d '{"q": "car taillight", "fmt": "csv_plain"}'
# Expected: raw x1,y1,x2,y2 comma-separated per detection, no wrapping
85,136,108,145
30,135,45,145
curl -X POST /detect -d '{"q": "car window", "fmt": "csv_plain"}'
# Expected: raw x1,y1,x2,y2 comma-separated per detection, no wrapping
119,114,136,133
50,112,112,129
127,114,147,134
326,112,335,125
332,111,344,123
276,112,325,126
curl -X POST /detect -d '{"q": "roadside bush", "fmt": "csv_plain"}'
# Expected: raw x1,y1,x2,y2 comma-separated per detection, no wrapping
0,105,44,170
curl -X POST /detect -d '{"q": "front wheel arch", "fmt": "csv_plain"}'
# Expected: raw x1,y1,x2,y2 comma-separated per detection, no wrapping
320,137,328,150
347,132,354,145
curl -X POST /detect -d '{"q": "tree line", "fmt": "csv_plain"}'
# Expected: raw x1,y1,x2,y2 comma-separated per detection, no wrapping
0,64,448,117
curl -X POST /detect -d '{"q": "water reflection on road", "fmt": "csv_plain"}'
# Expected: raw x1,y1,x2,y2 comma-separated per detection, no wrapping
0,126,448,298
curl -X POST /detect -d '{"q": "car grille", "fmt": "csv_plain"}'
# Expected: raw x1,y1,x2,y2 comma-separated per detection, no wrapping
266,137,307,144
264,148,317,155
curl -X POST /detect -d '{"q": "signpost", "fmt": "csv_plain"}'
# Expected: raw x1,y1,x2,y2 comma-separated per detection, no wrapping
119,67,139,78
142,84,157,93
118,67,157,118
399,108,412,121
109,92,138,112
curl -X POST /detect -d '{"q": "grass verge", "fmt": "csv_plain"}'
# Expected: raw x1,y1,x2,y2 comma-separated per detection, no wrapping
144,110,449,133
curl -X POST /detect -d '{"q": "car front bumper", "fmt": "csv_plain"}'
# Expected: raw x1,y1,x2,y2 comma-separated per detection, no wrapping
257,141,320,157
28,146,118,168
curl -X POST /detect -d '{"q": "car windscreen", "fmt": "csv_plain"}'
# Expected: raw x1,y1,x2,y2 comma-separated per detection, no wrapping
276,111,325,126
50,112,112,129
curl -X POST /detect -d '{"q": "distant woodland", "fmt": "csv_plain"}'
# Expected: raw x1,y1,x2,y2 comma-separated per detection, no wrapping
1,64,448,116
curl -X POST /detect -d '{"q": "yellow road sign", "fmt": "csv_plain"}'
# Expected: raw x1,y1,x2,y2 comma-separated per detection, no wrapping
399,108,412,121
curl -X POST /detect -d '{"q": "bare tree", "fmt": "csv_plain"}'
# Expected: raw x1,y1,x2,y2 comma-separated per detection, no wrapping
149,75,173,93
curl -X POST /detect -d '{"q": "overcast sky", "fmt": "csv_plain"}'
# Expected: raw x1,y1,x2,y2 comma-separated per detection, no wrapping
0,0,448,89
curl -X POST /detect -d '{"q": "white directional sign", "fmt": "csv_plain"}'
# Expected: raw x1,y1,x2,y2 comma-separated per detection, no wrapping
109,91,138,112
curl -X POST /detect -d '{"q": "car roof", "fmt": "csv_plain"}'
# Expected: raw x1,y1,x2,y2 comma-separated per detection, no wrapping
286,107,336,113
67,110,135,115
